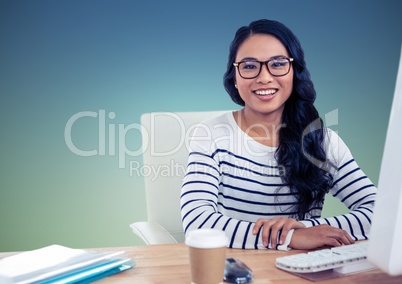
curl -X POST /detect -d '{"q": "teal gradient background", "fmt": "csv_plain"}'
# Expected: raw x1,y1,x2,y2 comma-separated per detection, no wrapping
1,0,401,251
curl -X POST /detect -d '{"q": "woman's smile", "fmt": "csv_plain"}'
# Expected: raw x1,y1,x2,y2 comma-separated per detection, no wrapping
254,88,278,96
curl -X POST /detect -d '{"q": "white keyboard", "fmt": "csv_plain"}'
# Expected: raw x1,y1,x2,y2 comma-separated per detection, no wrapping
275,242,376,274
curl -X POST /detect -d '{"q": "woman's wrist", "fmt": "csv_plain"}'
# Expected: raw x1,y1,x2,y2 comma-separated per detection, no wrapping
277,229,295,251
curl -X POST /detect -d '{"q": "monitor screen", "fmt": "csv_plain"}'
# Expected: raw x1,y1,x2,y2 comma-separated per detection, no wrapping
367,44,402,276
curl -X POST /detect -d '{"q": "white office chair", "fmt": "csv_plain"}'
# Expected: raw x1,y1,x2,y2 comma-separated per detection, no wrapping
130,110,232,244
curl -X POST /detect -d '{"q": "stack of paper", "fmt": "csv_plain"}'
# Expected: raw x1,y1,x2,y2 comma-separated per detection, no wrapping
0,245,135,283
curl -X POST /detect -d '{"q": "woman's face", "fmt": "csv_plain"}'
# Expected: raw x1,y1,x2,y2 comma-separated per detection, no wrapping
235,34,293,119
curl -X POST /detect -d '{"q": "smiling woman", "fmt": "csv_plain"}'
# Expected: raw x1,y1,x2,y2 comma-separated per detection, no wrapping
180,19,376,250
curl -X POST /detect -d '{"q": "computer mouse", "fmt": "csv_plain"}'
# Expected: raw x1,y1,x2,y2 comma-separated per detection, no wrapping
223,257,254,284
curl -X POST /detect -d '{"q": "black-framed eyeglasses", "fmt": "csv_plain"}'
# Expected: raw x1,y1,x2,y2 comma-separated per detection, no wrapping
233,57,294,79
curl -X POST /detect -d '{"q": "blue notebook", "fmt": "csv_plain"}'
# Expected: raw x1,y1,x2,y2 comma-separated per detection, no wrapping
40,258,135,283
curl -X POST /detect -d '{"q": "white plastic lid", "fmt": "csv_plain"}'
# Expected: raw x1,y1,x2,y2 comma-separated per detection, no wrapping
185,229,228,249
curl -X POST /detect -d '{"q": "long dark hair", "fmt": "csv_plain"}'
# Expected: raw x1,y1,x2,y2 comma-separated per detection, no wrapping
223,19,333,220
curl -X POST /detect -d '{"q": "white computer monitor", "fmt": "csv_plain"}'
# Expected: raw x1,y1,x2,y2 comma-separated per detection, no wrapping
367,44,402,276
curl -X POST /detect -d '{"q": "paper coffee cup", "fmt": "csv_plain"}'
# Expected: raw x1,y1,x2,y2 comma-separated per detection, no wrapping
185,229,228,284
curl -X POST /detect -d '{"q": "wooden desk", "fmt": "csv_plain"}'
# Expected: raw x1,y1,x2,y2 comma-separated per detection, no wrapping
94,243,402,283
2,243,402,283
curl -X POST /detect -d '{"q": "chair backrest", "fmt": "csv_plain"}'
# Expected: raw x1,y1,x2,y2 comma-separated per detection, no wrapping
140,111,232,242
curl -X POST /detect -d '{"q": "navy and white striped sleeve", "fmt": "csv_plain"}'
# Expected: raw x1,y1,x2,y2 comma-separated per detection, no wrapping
300,130,377,240
180,125,267,249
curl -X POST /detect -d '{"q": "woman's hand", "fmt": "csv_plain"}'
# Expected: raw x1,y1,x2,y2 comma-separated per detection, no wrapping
289,224,355,250
252,217,306,248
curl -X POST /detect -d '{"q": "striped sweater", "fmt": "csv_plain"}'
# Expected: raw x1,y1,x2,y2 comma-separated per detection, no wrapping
180,112,377,249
